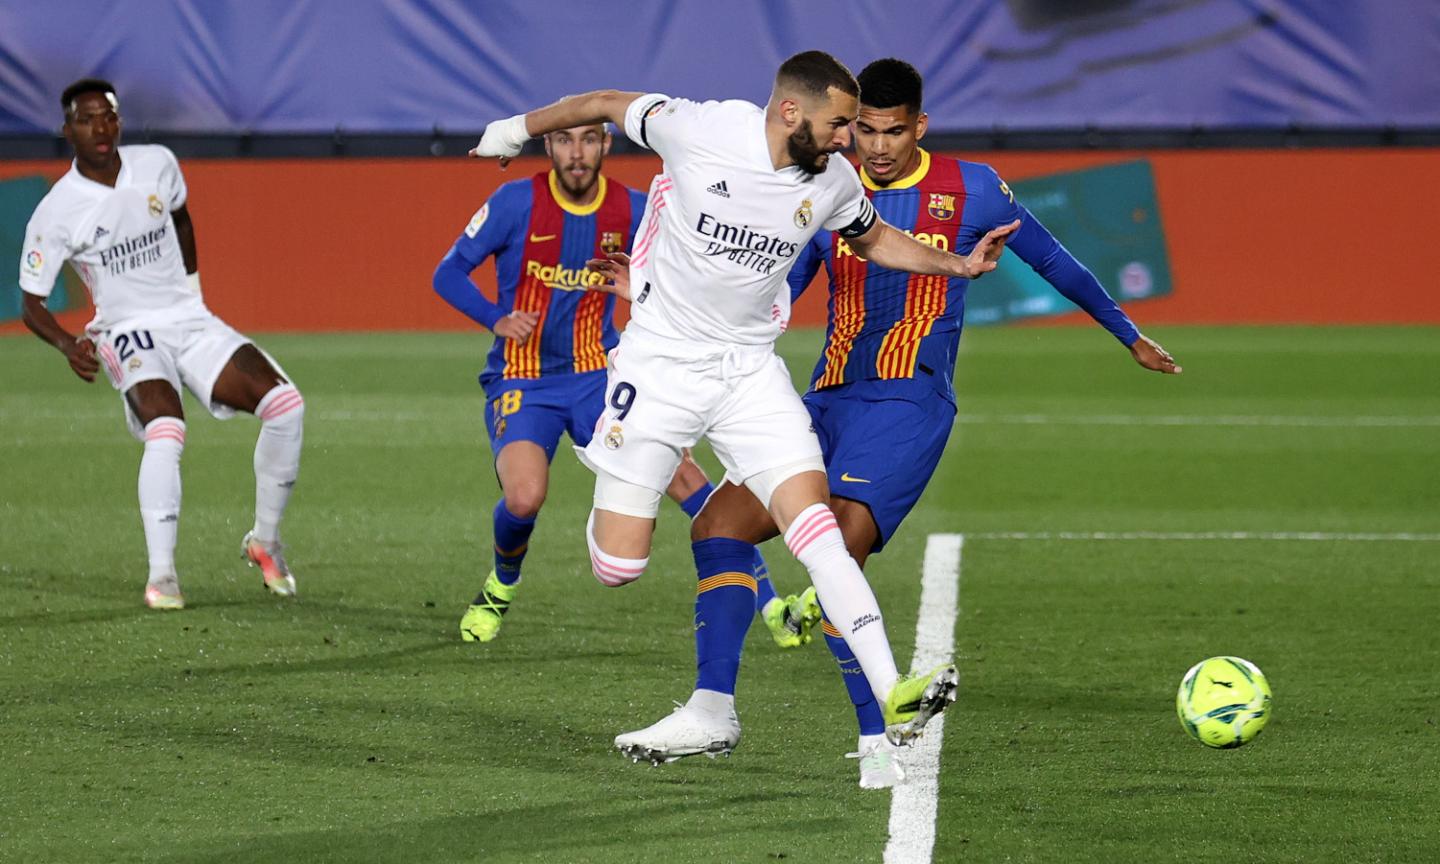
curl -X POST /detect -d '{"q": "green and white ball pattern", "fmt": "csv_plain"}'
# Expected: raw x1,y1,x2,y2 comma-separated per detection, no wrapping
1176,656,1272,748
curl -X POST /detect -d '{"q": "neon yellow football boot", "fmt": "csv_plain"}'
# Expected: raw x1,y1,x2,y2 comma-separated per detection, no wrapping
883,663,960,745
760,586,822,649
460,570,518,643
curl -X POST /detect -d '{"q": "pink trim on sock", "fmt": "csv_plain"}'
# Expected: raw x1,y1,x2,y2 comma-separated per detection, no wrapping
785,507,839,558
259,388,304,421
144,420,186,444
589,549,646,587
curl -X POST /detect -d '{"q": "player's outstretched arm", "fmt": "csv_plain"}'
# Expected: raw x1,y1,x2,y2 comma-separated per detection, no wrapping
585,251,632,302
850,218,1021,280
1129,334,1182,374
470,90,645,166
20,292,98,382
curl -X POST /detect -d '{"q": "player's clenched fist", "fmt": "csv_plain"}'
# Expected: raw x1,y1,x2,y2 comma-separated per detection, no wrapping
469,115,532,166
493,310,540,344
64,336,99,382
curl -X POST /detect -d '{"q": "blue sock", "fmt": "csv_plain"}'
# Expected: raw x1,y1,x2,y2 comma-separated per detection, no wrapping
492,499,535,586
679,483,713,519
822,612,886,736
692,537,757,695
753,551,778,613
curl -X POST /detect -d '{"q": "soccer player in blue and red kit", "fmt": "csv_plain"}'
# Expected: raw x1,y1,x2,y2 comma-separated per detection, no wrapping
434,124,810,645
685,59,1181,787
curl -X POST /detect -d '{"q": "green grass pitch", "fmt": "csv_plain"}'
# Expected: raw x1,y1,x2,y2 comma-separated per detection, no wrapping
2,325,1437,863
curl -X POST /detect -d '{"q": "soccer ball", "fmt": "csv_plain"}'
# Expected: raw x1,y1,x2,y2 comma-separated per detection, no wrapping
1175,656,1272,748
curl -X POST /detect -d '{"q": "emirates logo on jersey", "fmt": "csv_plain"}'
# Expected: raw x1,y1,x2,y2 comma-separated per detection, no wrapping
147,194,164,217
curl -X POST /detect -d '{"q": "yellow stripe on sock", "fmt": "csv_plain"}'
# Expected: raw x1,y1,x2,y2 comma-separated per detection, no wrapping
697,572,757,595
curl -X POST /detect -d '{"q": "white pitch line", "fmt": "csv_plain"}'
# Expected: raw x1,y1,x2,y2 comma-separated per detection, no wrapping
966,531,1440,542
885,533,963,864
953,413,1440,428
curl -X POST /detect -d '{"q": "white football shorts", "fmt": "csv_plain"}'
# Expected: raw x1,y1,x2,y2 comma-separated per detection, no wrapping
92,313,254,439
579,326,822,503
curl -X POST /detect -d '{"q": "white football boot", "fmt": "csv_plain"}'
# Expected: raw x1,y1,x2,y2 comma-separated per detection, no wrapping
848,735,906,789
615,693,741,766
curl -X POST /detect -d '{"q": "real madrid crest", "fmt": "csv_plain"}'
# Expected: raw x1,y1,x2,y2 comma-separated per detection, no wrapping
603,424,624,450
793,199,813,229
147,194,164,218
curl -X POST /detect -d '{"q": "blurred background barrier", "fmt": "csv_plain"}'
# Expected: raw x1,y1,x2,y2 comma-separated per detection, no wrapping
3,0,1436,137
5,148,1439,331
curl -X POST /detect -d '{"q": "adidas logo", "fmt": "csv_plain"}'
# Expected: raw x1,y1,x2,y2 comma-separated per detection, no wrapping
706,180,730,198
93,225,109,242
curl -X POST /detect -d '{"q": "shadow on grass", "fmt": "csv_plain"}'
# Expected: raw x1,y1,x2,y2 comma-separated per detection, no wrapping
156,791,840,864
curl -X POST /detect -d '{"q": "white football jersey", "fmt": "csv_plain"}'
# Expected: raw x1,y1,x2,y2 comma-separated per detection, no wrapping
18,144,207,330
622,94,876,346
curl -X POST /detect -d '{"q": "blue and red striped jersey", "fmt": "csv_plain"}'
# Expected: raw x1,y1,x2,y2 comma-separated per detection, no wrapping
789,150,1139,403
441,171,645,383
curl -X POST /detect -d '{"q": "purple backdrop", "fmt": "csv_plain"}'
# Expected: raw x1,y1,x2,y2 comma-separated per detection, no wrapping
1,0,1434,134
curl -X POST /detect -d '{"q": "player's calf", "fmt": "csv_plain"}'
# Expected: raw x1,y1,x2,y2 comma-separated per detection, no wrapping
252,382,303,548
139,416,186,604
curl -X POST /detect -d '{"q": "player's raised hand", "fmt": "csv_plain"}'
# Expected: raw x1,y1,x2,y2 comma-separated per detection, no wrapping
65,336,99,382
585,251,632,301
493,310,540,344
469,115,531,169
1129,334,1182,374
960,219,1022,279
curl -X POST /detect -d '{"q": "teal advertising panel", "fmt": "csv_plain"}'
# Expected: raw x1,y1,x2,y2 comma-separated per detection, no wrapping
2,175,67,321
966,160,1171,327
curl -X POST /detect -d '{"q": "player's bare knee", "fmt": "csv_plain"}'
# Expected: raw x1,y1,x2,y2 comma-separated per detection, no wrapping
586,510,649,587
503,485,546,520
126,381,184,426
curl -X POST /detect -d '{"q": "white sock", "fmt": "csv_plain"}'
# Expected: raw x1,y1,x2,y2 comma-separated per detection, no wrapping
686,689,736,716
139,418,185,582
784,503,898,703
859,733,890,753
252,384,304,545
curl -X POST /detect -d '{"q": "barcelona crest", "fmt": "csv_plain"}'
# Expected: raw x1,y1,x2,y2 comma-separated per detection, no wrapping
600,231,624,254
927,192,955,221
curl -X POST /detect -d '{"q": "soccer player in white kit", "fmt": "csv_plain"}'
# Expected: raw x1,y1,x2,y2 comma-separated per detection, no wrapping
470,52,1017,761
18,79,305,611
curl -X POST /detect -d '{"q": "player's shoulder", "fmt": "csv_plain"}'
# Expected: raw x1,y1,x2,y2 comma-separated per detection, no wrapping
30,167,92,225
120,143,181,170
951,158,1007,193
487,176,536,209
664,97,761,129
620,183,648,208
814,152,863,191
941,158,1015,211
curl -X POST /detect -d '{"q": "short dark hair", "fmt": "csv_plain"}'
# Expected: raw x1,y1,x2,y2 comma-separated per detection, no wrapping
776,51,858,100
61,78,117,117
857,58,923,113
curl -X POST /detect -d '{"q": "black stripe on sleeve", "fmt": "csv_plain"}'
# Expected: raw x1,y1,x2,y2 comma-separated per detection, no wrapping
836,198,877,239
638,99,668,148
